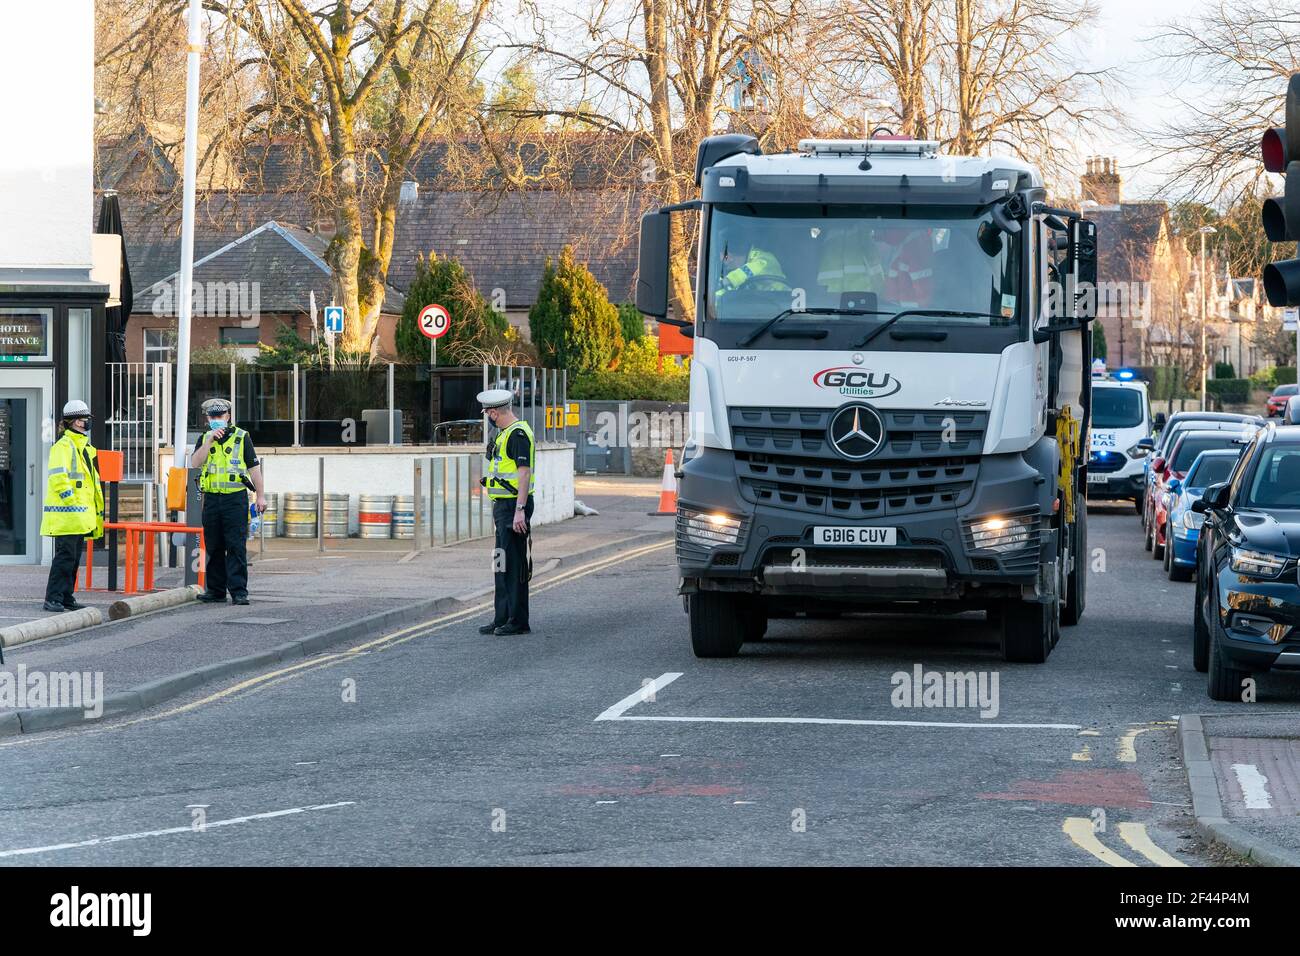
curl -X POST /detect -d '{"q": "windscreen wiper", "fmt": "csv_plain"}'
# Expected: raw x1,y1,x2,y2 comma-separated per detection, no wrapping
738,307,888,348
853,309,1003,349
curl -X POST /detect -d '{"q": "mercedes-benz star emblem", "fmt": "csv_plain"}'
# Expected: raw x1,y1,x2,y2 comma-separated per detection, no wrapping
852,353,864,365
828,403,885,460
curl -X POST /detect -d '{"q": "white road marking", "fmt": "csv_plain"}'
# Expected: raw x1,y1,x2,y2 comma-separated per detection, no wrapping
1230,763,1274,809
596,676,1079,729
0,801,355,859
594,673,683,720
611,715,1082,729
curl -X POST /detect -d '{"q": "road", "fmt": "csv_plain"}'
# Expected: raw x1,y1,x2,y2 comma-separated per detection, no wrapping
2,504,1299,866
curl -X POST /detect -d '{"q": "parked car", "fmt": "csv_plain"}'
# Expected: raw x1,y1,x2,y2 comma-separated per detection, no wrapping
1148,428,1258,559
1087,379,1155,511
1266,383,1298,417
1162,449,1242,582
1141,413,1265,537
1193,423,1300,700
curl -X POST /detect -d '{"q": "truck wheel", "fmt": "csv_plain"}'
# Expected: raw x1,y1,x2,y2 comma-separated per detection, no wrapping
1192,573,1210,673
1061,494,1086,627
1207,611,1250,702
742,600,768,642
1000,600,1055,663
688,591,746,658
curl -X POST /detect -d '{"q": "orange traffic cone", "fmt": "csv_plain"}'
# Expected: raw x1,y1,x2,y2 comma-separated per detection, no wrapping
649,449,678,516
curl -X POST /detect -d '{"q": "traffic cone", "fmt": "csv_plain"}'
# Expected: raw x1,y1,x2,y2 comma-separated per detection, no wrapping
649,449,678,516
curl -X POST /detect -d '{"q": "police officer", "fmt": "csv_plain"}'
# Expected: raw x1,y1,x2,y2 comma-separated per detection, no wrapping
477,389,534,636
40,400,104,612
190,397,266,606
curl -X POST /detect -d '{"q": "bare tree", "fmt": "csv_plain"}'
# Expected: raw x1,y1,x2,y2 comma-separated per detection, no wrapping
1145,0,1300,204
103,0,492,356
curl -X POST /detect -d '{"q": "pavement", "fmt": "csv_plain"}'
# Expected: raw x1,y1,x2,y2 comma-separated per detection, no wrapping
0,476,670,727
1,499,1299,865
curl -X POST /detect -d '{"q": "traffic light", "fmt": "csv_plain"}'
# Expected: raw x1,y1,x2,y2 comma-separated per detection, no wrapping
1262,73,1300,307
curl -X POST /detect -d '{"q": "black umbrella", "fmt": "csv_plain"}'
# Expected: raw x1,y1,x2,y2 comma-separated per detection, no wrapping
95,191,132,364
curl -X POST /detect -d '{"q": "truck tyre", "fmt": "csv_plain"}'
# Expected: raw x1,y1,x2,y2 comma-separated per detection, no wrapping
1192,573,1210,673
1061,495,1086,627
1000,600,1055,663
742,600,768,642
1207,611,1250,702
688,591,746,658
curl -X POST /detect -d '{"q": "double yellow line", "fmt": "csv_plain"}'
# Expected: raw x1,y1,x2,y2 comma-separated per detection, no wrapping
2,538,673,746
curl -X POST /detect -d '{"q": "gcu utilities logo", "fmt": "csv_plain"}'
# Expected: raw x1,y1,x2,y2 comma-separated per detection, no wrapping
50,886,151,936
812,365,901,398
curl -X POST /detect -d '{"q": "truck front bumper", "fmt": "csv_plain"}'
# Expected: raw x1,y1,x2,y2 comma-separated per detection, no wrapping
676,446,1059,607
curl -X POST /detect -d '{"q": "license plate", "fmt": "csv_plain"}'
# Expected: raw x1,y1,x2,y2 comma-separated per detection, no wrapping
813,526,897,546
1087,473,1108,485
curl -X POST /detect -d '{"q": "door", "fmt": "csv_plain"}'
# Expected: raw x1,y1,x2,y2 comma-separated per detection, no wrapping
0,389,40,563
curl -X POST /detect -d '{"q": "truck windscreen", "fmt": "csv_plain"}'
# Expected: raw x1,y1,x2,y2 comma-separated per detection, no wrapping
706,205,1021,335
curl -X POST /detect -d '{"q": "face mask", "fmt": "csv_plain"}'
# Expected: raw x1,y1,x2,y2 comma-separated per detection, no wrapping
209,419,227,431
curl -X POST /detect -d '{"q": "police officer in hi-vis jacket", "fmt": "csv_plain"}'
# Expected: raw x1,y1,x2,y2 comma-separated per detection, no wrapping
40,400,104,612
476,388,534,636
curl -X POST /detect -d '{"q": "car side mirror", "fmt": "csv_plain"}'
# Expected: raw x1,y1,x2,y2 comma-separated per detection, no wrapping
1195,481,1229,513
1167,478,1181,494
1137,437,1155,451
1151,457,1166,474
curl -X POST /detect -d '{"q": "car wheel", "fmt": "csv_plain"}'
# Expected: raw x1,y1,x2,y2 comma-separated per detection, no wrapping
1167,532,1193,582
1144,515,1154,551
1192,571,1210,673
1152,522,1164,560
1207,602,1251,702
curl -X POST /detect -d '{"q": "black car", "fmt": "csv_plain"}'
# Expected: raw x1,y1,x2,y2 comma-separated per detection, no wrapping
1192,423,1300,700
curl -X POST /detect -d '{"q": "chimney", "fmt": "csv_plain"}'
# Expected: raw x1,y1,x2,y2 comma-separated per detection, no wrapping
1080,156,1121,206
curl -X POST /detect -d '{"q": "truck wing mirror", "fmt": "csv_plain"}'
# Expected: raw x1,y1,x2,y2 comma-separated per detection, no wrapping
636,211,673,320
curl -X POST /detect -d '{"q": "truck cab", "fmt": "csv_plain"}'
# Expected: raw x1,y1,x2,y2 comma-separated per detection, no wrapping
637,134,1097,662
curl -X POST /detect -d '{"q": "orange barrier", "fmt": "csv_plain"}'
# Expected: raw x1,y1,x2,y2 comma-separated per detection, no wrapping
80,521,205,595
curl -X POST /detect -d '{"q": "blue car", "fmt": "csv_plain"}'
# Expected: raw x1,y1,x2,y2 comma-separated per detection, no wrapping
1163,449,1243,581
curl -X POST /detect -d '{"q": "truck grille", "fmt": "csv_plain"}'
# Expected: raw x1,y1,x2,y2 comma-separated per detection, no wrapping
729,407,987,518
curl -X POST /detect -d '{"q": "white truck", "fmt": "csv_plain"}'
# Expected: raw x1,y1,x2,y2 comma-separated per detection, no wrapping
636,134,1098,662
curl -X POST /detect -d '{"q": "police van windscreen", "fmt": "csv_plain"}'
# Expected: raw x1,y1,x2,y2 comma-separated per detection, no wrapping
705,205,1021,329
1091,386,1144,429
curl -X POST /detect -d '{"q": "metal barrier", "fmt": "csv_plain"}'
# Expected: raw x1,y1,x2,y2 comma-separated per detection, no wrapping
105,362,171,481
80,521,206,594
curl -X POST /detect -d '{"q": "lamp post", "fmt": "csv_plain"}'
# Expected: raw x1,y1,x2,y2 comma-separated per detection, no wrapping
1198,226,1217,410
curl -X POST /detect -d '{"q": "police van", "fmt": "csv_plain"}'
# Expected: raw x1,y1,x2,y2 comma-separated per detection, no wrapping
1087,375,1155,508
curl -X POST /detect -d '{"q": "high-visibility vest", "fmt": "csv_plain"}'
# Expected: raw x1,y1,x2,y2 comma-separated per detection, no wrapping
721,248,788,291
199,426,251,494
40,429,104,539
818,226,886,293
486,420,536,499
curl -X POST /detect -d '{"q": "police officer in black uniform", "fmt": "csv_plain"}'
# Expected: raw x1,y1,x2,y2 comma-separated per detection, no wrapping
190,398,266,606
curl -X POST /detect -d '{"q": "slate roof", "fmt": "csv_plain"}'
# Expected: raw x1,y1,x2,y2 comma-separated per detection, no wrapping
1088,202,1169,284
131,220,405,316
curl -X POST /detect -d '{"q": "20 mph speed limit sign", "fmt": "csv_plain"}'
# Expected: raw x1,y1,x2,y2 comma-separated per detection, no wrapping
418,304,451,339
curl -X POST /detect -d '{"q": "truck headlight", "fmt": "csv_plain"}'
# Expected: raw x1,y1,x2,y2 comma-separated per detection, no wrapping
1229,547,1287,578
967,515,1035,553
680,508,743,548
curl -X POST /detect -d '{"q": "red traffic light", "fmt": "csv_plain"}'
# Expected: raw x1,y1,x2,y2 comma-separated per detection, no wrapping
1263,128,1287,173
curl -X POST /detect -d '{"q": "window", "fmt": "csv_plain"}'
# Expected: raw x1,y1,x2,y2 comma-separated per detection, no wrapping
1246,447,1300,508
1092,387,1143,428
143,328,176,365
219,326,260,346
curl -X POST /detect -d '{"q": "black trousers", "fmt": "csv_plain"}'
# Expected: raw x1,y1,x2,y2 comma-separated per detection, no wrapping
44,534,84,606
492,496,533,628
201,491,249,598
